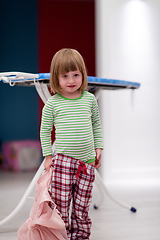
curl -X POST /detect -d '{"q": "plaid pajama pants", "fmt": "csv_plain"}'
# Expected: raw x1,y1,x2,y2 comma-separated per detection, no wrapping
51,153,95,240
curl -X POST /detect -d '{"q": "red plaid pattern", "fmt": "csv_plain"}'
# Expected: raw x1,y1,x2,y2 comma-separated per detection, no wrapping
51,153,95,240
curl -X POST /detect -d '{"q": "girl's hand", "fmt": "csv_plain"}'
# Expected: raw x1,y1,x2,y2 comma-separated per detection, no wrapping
95,148,102,169
44,155,52,171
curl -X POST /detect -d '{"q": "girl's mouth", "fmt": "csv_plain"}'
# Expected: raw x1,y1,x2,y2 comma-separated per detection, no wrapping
68,85,76,88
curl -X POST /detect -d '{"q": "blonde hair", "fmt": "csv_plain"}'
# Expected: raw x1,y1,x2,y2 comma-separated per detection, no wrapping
50,48,88,93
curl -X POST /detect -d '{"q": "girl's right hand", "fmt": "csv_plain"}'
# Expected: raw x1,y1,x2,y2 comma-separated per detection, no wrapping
44,155,52,171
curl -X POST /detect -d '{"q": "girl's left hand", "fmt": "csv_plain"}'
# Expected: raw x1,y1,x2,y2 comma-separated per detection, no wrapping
95,148,102,169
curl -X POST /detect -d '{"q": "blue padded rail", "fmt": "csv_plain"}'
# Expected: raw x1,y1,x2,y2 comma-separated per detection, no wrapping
0,72,140,89
38,73,140,89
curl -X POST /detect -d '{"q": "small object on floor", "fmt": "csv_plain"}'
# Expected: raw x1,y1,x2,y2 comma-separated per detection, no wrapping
130,207,137,212
93,205,98,210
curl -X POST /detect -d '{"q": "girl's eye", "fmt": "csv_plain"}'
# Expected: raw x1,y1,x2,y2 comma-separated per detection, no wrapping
75,74,79,77
64,75,68,78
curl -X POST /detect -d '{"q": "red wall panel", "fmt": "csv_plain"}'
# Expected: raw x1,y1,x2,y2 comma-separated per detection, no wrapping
38,0,95,142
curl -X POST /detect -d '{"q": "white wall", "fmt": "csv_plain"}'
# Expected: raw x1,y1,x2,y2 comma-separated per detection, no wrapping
96,0,160,186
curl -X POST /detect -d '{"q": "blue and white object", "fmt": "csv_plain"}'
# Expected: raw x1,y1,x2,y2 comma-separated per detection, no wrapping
0,72,140,89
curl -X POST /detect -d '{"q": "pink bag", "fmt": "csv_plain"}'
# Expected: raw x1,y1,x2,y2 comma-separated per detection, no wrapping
17,167,68,240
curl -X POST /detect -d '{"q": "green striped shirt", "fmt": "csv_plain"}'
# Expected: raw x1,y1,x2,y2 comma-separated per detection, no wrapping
40,91,103,163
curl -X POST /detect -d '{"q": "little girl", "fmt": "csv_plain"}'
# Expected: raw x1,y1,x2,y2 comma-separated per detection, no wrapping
40,48,103,239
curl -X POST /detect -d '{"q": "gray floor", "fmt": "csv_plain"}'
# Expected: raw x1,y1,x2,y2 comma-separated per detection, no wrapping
0,170,160,240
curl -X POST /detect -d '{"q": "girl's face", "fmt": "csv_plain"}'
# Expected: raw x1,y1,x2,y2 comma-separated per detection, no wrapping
58,70,82,98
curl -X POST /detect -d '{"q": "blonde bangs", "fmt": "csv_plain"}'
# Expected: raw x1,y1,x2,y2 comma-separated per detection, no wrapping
58,52,79,75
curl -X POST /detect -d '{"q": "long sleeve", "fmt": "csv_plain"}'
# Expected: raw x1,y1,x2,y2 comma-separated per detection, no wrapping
91,96,103,149
40,99,54,156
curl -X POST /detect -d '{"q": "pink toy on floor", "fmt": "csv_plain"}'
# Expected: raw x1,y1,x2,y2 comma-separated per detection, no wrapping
2,140,42,172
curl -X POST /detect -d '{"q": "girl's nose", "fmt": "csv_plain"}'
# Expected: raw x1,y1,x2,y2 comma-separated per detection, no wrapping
69,77,74,83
